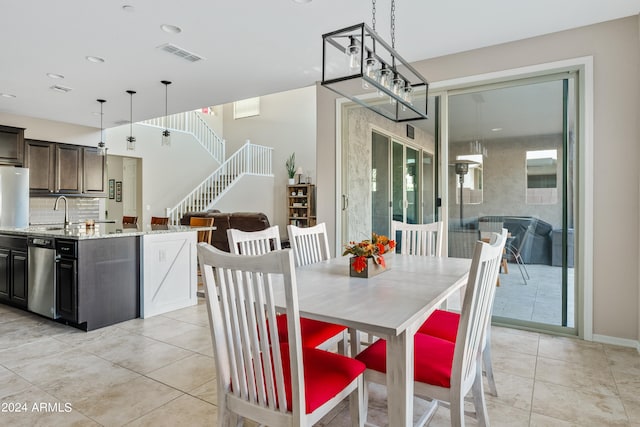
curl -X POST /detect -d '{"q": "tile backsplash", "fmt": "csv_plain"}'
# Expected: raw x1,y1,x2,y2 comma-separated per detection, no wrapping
29,197,104,225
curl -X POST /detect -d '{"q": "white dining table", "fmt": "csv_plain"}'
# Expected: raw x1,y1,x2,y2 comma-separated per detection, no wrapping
278,253,471,427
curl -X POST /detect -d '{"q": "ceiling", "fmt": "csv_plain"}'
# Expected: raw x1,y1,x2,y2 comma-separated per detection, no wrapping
1,0,638,129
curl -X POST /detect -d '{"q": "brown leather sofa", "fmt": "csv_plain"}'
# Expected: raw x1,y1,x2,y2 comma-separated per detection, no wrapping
180,210,270,252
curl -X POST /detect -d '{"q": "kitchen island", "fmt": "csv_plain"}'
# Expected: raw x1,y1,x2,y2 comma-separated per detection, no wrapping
0,223,212,330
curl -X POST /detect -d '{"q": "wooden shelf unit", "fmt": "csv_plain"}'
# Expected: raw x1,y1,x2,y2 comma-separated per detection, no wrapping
287,184,316,227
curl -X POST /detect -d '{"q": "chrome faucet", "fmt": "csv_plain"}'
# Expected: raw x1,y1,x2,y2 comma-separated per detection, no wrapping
53,195,70,228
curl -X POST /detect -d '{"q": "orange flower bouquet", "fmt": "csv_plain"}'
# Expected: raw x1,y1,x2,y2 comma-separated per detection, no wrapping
343,233,396,274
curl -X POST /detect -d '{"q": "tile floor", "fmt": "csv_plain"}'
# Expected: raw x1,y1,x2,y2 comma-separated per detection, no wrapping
0,299,638,426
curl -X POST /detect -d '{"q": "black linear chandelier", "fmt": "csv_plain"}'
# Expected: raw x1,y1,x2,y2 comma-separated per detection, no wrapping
321,0,429,122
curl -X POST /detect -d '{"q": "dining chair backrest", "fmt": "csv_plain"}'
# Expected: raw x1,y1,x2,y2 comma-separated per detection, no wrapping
287,223,330,266
151,216,170,225
190,216,214,245
478,216,503,241
391,220,443,257
228,225,281,255
197,243,306,421
452,228,507,396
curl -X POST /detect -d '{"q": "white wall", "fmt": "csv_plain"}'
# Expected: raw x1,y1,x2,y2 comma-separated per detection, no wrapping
220,86,316,233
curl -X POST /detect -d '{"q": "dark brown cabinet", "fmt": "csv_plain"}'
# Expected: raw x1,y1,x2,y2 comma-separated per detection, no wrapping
55,144,82,194
0,125,25,166
82,147,107,195
0,236,28,309
56,256,77,322
25,140,55,194
25,140,107,197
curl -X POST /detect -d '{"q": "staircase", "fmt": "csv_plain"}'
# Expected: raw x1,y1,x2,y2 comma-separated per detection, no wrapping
141,110,225,164
166,141,273,224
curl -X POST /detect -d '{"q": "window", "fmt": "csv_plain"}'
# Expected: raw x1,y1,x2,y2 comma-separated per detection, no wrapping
526,149,557,204
233,97,260,119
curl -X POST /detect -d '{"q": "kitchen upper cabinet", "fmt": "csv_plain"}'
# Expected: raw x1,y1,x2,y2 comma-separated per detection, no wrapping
0,125,25,166
25,140,55,195
82,147,107,195
55,144,82,194
25,140,106,197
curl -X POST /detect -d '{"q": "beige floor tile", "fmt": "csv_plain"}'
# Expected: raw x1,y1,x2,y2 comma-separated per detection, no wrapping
622,397,640,423
0,366,33,400
606,344,640,380
124,394,217,427
485,400,530,427
78,331,194,374
491,327,540,356
538,335,609,370
73,376,183,426
160,304,210,327
535,356,618,396
146,353,216,393
492,349,538,379
615,374,640,401
532,380,629,426
0,317,74,351
0,384,100,426
12,349,140,402
189,379,218,405
52,323,130,347
486,371,534,411
0,337,80,371
158,325,213,355
529,412,581,426
116,315,206,341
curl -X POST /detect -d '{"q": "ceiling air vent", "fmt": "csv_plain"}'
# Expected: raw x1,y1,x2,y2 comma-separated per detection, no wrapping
157,43,205,63
50,85,73,93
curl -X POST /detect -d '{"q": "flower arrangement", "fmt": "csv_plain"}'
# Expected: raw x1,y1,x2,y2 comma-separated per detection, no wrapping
343,233,396,273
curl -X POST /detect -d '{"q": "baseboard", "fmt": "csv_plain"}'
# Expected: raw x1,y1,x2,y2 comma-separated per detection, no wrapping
592,333,640,351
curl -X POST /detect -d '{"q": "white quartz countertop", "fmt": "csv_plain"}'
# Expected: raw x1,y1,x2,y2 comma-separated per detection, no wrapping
0,224,215,240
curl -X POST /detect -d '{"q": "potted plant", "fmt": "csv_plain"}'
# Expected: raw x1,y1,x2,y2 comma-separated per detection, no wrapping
286,152,296,185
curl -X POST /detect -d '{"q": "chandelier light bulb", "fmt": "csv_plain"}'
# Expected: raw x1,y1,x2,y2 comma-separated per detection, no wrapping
362,53,378,89
346,36,360,71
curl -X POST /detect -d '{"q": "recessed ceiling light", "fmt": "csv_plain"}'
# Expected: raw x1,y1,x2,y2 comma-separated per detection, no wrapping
122,5,135,12
46,73,64,79
292,0,312,3
491,127,503,132
50,85,73,93
0,93,16,98
86,55,105,63
161,24,182,34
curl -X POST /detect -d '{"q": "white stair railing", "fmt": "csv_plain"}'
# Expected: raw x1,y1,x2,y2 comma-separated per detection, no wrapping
141,111,225,163
167,142,273,224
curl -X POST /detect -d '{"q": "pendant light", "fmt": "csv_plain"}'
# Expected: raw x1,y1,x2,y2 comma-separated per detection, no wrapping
161,80,172,146
126,90,136,151
321,0,429,122
96,99,107,156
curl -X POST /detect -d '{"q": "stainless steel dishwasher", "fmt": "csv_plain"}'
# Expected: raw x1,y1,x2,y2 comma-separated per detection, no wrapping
27,236,58,319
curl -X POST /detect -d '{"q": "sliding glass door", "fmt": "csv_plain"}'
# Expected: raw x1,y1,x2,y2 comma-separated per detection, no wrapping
447,75,577,332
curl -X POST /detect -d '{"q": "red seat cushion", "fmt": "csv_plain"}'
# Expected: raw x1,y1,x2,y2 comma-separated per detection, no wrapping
277,314,347,348
280,344,365,413
355,333,455,388
417,309,460,342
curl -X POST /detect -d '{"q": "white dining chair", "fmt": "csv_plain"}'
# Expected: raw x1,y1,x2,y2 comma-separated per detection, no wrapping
418,228,508,397
197,243,365,427
355,229,507,427
391,220,443,256
286,223,349,354
287,223,331,266
228,225,348,353
228,225,282,255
